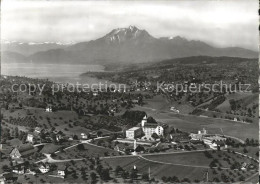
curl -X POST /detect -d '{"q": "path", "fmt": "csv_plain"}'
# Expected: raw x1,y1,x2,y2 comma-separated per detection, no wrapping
138,155,230,170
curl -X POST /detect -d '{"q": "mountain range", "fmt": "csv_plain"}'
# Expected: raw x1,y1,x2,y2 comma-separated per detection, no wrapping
2,26,258,64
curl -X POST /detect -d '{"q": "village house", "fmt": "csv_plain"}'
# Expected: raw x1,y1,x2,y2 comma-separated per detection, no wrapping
190,128,207,140
114,144,134,153
46,104,52,112
10,145,36,159
0,175,5,184
57,165,67,177
38,163,50,173
53,130,64,142
34,127,43,134
12,165,25,174
26,133,34,143
80,133,89,139
202,135,226,150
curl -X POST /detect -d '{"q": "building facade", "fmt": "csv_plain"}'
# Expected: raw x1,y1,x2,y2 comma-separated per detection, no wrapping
126,127,142,139
141,115,164,138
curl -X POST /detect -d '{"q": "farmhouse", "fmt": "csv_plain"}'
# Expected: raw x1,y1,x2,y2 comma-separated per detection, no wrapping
46,104,52,112
12,165,25,174
57,165,67,177
202,135,226,150
34,127,43,134
190,128,207,140
80,133,89,139
39,163,50,173
10,145,36,159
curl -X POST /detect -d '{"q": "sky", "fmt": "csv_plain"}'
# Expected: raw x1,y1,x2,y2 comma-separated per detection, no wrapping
1,0,258,50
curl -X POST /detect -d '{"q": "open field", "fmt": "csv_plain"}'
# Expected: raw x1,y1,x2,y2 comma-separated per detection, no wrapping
143,150,257,168
143,94,194,114
103,150,258,182
55,143,120,160
143,151,213,167
103,156,207,181
163,113,258,140
133,105,258,140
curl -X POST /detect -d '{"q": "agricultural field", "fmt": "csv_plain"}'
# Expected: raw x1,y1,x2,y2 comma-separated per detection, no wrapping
146,110,258,141
54,143,120,160
103,150,258,182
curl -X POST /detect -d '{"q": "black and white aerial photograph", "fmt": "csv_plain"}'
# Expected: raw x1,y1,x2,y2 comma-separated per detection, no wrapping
0,0,259,183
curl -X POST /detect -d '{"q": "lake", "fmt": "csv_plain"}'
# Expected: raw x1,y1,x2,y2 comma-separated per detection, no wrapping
1,63,111,85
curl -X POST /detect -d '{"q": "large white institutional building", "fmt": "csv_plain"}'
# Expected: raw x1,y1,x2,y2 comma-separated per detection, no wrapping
125,115,164,139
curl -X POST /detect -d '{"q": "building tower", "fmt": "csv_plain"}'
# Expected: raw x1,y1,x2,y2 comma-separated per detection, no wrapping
141,115,147,127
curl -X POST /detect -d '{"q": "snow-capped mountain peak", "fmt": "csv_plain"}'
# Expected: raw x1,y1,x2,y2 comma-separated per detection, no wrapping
103,26,153,44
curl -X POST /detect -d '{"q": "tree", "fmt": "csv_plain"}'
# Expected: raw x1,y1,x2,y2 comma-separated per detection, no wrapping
239,176,245,181
213,177,220,182
243,148,248,153
230,162,240,170
96,164,103,174
100,168,110,181
121,171,129,179
90,172,97,183
73,135,79,140
142,173,149,181
115,166,123,176
77,144,85,151
147,116,157,124
209,161,217,168
97,131,103,137
161,176,167,182
171,176,179,183
130,170,138,179
14,127,19,138
245,138,250,146
182,178,191,183
2,165,9,172
151,133,159,140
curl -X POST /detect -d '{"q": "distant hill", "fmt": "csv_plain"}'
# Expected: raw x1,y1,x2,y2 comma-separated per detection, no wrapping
1,51,27,63
2,41,70,56
3,26,258,64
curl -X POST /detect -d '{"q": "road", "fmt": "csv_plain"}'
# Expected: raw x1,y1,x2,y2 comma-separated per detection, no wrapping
33,143,48,147
244,172,259,183
35,136,111,163
35,153,85,164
